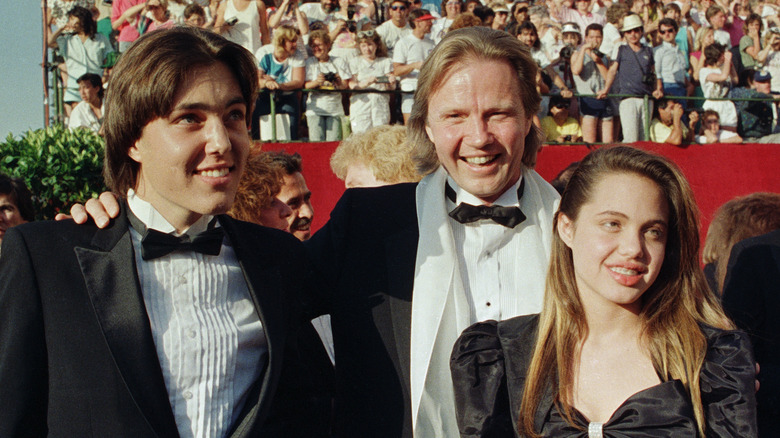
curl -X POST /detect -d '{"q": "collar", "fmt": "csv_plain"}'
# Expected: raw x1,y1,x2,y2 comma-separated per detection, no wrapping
445,174,524,208
661,40,677,48
126,189,217,237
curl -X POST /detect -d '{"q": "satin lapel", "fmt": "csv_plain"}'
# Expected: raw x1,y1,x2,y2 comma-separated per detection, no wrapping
219,216,284,435
409,168,470,429
76,209,179,437
383,215,418,400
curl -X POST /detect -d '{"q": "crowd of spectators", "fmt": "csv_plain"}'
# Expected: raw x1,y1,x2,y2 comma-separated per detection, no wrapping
46,0,780,143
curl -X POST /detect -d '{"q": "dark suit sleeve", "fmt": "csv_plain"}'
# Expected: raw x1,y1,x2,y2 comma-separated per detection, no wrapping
0,228,49,436
303,189,358,318
721,243,774,335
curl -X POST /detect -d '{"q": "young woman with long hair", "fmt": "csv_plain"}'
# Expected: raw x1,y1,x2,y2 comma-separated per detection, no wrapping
451,146,757,437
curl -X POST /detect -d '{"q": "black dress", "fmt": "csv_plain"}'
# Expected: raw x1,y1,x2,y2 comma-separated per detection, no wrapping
450,314,758,438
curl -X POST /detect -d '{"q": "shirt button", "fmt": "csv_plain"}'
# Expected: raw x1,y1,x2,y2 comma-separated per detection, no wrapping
187,329,197,339
183,391,193,400
486,302,491,307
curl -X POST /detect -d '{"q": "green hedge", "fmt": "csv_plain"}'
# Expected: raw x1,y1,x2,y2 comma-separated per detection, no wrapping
0,125,107,220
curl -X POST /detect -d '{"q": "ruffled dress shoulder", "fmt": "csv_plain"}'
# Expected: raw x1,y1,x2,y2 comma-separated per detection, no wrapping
451,317,758,437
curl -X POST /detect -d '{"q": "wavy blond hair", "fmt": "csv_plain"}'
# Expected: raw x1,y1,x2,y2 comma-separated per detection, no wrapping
518,146,731,437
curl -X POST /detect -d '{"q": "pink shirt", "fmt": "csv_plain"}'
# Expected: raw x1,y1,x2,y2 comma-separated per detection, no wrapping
111,0,143,43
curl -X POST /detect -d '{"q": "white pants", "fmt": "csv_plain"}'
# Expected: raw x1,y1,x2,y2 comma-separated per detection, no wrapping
349,93,390,134
619,97,653,143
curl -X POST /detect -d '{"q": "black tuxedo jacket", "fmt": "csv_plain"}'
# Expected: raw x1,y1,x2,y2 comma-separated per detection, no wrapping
0,206,309,437
305,183,419,438
721,229,780,436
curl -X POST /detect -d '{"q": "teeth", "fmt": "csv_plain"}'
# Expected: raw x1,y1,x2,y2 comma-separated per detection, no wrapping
464,156,495,165
199,168,229,178
610,267,639,276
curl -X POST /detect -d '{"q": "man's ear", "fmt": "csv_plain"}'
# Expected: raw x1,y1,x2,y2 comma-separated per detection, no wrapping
557,212,575,248
128,140,142,164
425,124,434,143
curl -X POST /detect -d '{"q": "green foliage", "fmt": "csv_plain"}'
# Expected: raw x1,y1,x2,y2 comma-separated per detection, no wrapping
0,125,107,220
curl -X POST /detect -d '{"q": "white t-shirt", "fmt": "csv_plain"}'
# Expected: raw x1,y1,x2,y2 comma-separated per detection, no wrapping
376,20,411,57
392,33,435,91
304,56,351,116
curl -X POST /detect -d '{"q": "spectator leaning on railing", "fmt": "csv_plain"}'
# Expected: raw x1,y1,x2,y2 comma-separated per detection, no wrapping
253,25,306,140
598,14,664,142
47,6,113,118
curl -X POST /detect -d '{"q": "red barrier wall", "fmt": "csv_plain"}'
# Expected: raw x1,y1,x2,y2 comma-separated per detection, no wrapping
262,142,780,244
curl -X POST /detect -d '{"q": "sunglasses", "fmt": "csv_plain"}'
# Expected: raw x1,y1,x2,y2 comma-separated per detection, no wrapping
390,5,407,10
357,30,376,38
659,28,675,35
553,103,570,109
625,27,642,34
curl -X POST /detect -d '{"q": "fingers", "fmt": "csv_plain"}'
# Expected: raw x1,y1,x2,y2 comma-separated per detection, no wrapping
101,192,121,218
70,203,89,225
54,213,73,221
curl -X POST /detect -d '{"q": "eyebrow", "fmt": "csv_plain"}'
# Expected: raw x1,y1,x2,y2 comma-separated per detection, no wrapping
596,210,668,226
173,96,246,112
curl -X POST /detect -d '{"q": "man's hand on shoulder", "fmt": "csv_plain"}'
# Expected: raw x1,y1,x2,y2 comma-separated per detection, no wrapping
55,192,120,228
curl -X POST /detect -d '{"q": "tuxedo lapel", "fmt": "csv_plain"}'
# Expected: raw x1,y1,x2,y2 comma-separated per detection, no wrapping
410,168,471,435
383,215,418,400
219,216,285,436
75,209,179,437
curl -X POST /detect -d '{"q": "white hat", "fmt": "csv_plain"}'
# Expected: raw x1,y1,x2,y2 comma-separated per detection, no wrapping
621,14,643,32
561,22,581,35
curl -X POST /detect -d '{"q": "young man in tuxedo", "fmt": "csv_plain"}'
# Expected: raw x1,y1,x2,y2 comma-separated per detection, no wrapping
68,27,561,437
0,27,309,437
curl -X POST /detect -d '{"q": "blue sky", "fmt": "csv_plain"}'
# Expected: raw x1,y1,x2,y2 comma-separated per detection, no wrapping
0,4,46,139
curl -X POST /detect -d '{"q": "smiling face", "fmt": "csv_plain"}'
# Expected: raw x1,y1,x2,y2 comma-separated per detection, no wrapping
424,58,531,204
311,37,330,61
128,62,250,232
359,40,377,59
445,0,462,17
278,171,314,240
558,172,669,314
518,28,537,47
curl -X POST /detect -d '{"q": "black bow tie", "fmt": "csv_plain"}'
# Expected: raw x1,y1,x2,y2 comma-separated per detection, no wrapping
140,227,224,261
127,209,224,260
446,181,526,228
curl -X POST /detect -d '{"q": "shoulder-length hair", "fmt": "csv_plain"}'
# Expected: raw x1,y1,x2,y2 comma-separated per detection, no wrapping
103,27,258,196
518,146,731,437
703,192,780,293
407,26,541,176
68,6,97,39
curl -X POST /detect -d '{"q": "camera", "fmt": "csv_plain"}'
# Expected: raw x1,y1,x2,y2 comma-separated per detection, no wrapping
563,135,572,142
323,72,338,83
225,17,238,26
346,5,357,32
642,73,656,87
592,48,605,59
559,44,575,61
376,75,390,83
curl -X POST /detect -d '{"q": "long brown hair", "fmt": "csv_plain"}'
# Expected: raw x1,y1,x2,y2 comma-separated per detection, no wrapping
103,27,258,196
518,146,731,437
